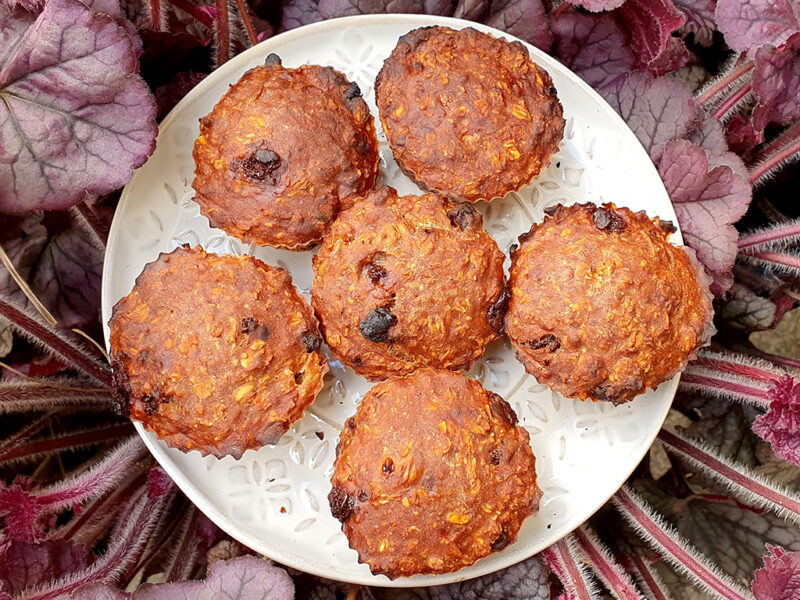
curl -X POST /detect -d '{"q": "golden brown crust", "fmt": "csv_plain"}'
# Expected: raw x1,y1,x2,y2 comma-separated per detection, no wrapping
375,26,564,203
192,56,380,250
108,246,328,458
329,369,540,578
311,187,506,380
505,203,715,404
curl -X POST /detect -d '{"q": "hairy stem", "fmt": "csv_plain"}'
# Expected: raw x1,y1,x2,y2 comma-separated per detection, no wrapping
711,82,751,121
749,122,800,187
755,351,800,371
695,59,754,107
0,378,111,414
738,219,800,250
749,250,800,271
0,423,133,466
215,0,230,65
0,295,111,386
679,372,771,406
616,547,676,600
541,537,599,600
574,526,644,600
233,0,257,44
166,0,214,28
692,349,783,383
69,203,107,250
612,485,755,600
658,430,800,524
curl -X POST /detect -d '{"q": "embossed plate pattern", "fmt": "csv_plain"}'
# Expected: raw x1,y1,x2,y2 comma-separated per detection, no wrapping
102,14,680,587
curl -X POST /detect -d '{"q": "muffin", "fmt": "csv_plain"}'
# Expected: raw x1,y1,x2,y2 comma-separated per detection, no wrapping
311,187,507,380
109,246,328,458
192,54,380,250
505,203,715,404
375,26,564,202
328,369,540,578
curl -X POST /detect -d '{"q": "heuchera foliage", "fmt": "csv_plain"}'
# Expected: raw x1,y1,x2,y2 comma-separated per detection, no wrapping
0,0,799,599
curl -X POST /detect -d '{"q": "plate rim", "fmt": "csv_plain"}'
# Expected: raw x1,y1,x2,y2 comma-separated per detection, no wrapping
102,13,679,588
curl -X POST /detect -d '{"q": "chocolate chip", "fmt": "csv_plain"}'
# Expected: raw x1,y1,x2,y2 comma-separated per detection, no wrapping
592,207,626,233
237,148,281,182
302,332,321,353
487,286,510,334
488,392,518,426
524,334,560,352
382,458,394,475
359,307,397,342
447,203,479,231
357,489,369,502
491,530,510,551
345,81,362,99
200,116,212,128
659,219,677,233
489,447,502,466
328,486,357,522
264,53,281,66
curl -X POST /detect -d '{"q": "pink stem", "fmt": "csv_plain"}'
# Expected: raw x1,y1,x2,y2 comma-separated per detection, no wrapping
0,296,111,386
749,135,800,186
616,549,673,600
70,203,107,250
695,60,754,106
679,373,771,406
692,352,781,383
166,0,214,29
749,250,800,270
0,423,133,464
233,0,257,45
0,379,111,414
711,81,752,120
755,351,800,371
738,221,800,250
0,415,51,455
574,527,644,600
613,486,755,600
215,0,230,65
658,430,800,522
541,539,596,600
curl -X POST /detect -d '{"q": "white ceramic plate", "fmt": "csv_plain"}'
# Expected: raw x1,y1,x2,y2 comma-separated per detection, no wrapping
102,14,680,587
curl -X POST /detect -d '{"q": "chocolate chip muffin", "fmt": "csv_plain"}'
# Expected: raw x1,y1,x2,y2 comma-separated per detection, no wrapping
193,54,380,250
375,26,564,202
311,187,507,380
505,203,715,404
109,246,328,458
328,368,540,578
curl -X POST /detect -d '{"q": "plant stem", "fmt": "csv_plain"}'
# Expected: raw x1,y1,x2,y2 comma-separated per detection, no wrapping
711,82,751,120
679,373,771,406
616,547,676,600
541,538,598,600
233,0,257,45
749,123,800,187
215,0,230,65
658,430,800,524
0,423,133,465
574,526,645,600
612,485,755,600
695,60,754,106
738,219,800,250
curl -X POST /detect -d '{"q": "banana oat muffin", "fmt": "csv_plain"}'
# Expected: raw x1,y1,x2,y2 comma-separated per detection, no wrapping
109,246,328,458
311,187,507,380
328,368,540,578
193,54,380,250
375,26,564,202
505,203,715,404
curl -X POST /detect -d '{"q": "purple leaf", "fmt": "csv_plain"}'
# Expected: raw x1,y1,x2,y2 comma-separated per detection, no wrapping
385,555,550,599
133,556,294,600
725,112,764,154
688,111,750,180
0,0,156,214
281,0,322,30
485,0,552,50
616,0,686,68
715,0,800,53
0,214,104,329
601,72,695,163
673,0,717,47
719,283,789,332
550,11,635,88
647,37,690,76
752,35,800,132
0,540,88,596
565,0,625,13
657,139,751,296
453,0,488,20
753,376,800,468
753,545,800,600
317,0,430,18
154,71,207,120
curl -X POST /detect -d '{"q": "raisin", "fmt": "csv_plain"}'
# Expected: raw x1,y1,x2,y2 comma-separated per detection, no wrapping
366,262,387,284
301,332,321,353
240,317,258,333
138,350,149,362
200,116,212,128
294,371,305,384
315,431,324,440
592,207,626,233
359,307,397,342
489,447,502,466
488,392,518,426
487,286,510,333
590,382,620,404
256,324,271,341
345,81,362,99
328,486,357,522
140,393,161,416
357,489,369,502
491,530,510,551
237,148,281,182
525,334,560,352
382,458,394,475
264,53,281,66
447,203,479,230
543,205,560,216
548,86,557,95
346,417,356,430
354,133,370,155
659,219,677,233
352,357,363,366
421,474,436,492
